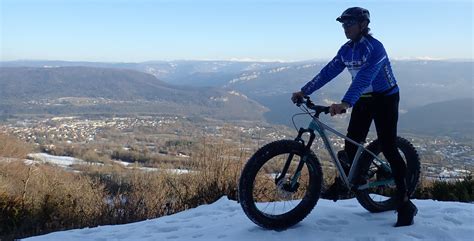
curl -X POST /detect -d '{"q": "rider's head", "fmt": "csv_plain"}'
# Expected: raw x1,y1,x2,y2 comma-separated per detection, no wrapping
337,7,371,41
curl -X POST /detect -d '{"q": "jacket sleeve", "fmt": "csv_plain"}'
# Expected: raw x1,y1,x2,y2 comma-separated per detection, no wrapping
341,46,387,106
301,48,346,96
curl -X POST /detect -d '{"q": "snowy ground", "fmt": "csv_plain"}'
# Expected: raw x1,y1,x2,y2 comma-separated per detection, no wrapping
24,197,473,241
27,153,87,168
25,153,191,173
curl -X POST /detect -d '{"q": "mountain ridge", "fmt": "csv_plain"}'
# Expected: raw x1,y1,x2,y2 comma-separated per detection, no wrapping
0,66,267,121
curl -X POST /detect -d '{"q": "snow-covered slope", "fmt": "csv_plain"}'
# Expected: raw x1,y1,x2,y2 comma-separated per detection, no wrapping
24,197,473,241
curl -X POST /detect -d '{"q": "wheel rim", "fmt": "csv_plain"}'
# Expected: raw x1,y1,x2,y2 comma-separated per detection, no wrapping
251,152,312,216
365,148,409,206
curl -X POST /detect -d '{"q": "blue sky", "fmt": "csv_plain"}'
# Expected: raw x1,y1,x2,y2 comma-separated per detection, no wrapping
1,0,473,62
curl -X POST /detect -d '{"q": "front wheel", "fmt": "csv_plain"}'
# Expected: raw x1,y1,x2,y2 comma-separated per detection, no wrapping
238,140,323,230
355,137,421,213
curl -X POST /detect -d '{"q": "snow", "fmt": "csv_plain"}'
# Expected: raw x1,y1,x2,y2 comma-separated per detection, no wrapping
24,153,191,174
27,153,86,167
209,96,229,102
23,197,474,241
112,159,133,166
228,73,259,84
268,66,291,73
227,90,248,99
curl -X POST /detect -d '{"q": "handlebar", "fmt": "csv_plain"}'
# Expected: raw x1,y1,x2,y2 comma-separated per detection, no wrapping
295,96,346,116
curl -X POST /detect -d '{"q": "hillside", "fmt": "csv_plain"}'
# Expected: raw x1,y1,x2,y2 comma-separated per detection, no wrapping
0,60,288,87
2,60,472,132
24,196,474,241
4,60,472,109
399,98,474,137
0,67,267,121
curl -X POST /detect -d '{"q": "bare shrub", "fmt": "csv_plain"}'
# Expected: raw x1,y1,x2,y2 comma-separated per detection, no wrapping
166,138,243,207
0,161,106,239
0,133,32,159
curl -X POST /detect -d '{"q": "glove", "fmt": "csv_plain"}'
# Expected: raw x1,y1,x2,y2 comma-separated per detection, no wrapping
291,91,305,104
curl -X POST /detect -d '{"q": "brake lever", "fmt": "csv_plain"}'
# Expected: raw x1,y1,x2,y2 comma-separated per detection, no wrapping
303,96,315,109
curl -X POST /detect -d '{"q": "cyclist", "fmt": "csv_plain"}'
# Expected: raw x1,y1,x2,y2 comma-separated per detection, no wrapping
291,7,417,227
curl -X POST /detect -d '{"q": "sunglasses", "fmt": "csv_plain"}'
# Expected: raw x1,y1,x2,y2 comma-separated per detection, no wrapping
342,19,358,28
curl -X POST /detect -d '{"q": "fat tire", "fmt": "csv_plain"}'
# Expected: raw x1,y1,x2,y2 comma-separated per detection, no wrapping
355,137,421,213
238,140,323,230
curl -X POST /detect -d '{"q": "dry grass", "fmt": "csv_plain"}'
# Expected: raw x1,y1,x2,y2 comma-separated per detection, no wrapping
0,133,31,159
0,136,246,239
0,161,106,239
3,133,470,240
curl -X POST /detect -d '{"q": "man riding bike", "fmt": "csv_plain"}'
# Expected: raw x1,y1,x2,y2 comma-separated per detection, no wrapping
291,7,417,227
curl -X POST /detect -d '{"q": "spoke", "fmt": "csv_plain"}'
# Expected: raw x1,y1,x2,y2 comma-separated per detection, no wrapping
272,199,276,215
262,200,272,212
252,151,311,216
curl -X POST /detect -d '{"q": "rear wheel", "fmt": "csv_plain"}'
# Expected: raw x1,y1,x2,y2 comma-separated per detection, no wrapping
238,140,322,230
355,137,420,212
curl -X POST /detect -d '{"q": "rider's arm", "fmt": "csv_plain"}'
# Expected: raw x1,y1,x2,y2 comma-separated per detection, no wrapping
341,45,387,106
300,48,346,96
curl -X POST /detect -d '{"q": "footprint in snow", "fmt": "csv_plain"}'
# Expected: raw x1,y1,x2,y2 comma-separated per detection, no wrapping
342,204,358,208
156,226,180,233
224,206,240,212
185,224,203,229
80,228,97,235
443,216,462,225
165,219,178,224
442,207,464,214
315,218,349,225
419,214,435,219
189,211,223,218
406,232,425,240
140,234,153,239
354,236,377,241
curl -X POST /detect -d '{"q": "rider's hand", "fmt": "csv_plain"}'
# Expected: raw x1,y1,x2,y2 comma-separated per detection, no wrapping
291,91,305,104
329,102,350,116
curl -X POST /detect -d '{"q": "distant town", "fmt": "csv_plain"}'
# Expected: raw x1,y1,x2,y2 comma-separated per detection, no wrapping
1,115,472,181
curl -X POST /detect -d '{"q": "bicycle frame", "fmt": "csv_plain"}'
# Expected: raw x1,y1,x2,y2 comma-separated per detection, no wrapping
288,107,395,192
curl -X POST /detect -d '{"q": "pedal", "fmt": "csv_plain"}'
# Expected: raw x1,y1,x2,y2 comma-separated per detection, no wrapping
321,177,347,202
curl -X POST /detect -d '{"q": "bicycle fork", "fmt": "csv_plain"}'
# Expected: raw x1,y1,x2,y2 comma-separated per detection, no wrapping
274,127,315,192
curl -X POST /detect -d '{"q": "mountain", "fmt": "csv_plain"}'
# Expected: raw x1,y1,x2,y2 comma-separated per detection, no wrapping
224,60,474,107
0,60,290,87
2,60,472,131
399,98,474,138
23,196,474,241
0,67,267,121
4,60,472,110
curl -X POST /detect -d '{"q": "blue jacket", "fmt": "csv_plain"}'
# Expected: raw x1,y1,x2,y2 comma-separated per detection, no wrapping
301,35,398,106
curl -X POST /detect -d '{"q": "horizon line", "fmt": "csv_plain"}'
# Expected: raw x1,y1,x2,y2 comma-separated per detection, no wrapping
1,57,473,64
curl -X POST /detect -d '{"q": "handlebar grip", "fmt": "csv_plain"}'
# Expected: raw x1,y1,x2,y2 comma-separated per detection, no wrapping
323,107,330,114
323,107,346,114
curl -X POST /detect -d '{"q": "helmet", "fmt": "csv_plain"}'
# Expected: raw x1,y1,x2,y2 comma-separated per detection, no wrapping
336,7,370,23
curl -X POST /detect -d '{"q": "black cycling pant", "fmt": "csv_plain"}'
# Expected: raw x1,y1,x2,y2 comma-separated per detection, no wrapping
344,92,407,201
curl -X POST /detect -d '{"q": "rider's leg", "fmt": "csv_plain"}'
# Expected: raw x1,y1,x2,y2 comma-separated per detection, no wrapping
321,97,373,201
372,92,417,226
345,97,373,165
372,92,406,201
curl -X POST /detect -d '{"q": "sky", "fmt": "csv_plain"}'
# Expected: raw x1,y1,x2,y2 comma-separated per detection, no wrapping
1,0,473,62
